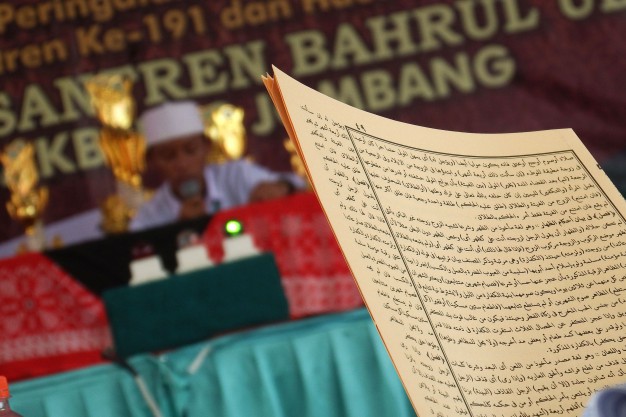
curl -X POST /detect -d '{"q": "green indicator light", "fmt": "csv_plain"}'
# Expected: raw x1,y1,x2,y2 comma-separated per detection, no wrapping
224,219,244,237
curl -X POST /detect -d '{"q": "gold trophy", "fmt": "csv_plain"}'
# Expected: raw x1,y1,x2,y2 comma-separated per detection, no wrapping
85,74,146,233
202,103,247,164
203,102,307,186
284,137,311,189
1,139,49,251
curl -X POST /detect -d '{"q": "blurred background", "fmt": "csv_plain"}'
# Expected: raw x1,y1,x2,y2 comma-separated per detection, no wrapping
0,0,624,254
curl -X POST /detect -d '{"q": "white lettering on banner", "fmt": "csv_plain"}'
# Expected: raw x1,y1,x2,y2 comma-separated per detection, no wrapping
317,45,515,113
1,0,625,183
0,40,269,181
34,128,102,179
285,1,539,77
0,40,268,140
0,0,184,35
557,0,626,20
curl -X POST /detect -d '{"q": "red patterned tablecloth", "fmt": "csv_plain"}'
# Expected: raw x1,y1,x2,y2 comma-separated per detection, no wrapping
203,191,363,318
0,192,361,381
0,253,111,381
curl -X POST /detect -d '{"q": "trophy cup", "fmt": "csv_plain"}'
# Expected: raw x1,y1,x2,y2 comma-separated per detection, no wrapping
203,103,307,188
1,139,49,251
85,74,147,233
202,103,247,164
284,137,311,189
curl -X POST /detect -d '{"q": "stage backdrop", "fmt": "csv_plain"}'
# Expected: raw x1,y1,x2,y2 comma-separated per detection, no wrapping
1,0,625,245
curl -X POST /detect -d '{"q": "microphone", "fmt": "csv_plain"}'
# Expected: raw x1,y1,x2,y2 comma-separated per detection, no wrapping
177,178,202,200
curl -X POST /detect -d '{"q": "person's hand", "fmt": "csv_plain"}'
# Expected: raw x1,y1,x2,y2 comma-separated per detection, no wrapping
178,196,206,220
249,181,293,203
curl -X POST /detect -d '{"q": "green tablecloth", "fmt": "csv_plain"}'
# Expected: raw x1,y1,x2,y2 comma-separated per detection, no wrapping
103,254,289,358
11,309,415,417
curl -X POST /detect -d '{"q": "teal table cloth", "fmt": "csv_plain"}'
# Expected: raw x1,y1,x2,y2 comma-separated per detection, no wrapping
10,309,415,417
162,308,416,417
10,356,172,417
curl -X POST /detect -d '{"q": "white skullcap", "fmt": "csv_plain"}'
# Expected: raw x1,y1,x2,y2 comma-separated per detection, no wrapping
139,101,205,147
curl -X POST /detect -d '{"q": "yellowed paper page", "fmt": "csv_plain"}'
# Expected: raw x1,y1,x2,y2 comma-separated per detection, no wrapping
266,66,626,417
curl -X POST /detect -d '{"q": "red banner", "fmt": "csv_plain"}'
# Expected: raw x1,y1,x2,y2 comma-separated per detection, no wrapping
1,0,625,244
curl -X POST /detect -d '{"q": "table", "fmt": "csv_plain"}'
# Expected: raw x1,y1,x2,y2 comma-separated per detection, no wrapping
1,192,363,381
204,192,362,318
11,309,416,417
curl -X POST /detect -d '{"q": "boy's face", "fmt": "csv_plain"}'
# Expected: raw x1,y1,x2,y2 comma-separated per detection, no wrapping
149,134,209,192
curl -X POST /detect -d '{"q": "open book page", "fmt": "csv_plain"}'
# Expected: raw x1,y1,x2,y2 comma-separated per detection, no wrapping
264,66,626,417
